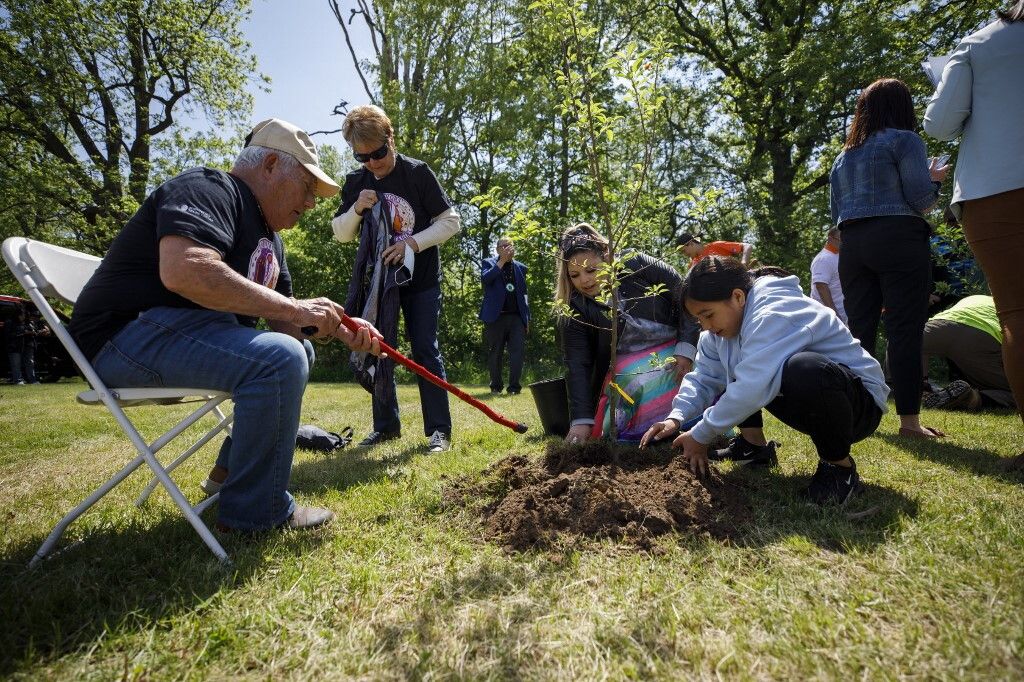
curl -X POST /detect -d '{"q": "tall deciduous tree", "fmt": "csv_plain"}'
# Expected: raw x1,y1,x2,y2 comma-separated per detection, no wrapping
661,0,991,268
0,0,260,252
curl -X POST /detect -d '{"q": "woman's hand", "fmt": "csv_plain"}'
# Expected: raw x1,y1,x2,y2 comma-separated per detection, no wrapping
671,355,692,383
354,189,377,216
336,316,383,356
672,430,710,476
381,237,419,265
640,418,680,449
929,157,950,183
565,424,592,445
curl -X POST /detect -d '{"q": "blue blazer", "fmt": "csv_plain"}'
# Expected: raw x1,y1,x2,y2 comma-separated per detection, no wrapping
479,257,530,326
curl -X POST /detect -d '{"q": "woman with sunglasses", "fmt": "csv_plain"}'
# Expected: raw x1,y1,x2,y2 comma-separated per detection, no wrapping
332,105,461,453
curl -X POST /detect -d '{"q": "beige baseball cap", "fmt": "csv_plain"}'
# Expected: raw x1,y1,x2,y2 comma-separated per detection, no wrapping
245,118,340,198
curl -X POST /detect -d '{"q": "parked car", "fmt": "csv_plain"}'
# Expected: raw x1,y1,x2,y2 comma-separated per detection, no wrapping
0,294,78,383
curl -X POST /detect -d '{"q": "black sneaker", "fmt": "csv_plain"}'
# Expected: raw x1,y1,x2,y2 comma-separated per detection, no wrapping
922,379,980,411
709,436,779,467
507,387,521,395
807,457,860,505
357,430,401,448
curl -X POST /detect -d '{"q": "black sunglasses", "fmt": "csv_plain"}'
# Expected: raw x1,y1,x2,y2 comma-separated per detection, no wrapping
353,142,390,163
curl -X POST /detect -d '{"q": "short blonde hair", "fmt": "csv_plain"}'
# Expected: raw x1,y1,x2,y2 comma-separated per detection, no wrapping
554,222,609,306
342,105,393,148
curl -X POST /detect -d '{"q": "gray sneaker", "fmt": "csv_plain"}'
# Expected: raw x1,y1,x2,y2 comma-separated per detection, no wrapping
427,430,452,453
284,505,335,530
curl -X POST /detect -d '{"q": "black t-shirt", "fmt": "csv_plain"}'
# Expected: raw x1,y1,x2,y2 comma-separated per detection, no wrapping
335,154,452,292
70,168,292,361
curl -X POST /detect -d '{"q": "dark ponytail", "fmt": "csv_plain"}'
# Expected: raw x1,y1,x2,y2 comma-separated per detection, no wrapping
681,257,791,303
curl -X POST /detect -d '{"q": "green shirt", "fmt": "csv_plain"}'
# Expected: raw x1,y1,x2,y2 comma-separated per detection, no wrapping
932,295,1002,344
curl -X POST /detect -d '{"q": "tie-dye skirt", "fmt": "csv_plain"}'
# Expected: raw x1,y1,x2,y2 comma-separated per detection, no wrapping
590,339,680,442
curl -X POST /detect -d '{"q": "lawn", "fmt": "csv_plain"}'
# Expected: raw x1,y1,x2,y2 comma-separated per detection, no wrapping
0,380,1021,680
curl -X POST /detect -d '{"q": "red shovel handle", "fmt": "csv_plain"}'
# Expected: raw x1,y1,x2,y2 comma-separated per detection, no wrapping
313,317,529,434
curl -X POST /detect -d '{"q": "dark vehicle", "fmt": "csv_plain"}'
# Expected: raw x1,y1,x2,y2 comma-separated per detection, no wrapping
0,294,78,383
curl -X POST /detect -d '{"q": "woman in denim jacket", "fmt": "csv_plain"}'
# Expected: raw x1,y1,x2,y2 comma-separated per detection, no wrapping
829,78,950,439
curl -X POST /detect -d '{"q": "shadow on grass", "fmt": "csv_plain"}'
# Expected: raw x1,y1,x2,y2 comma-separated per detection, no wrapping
0,443,430,674
372,552,575,678
876,432,1023,482
289,440,420,495
0,512,330,676
719,465,920,553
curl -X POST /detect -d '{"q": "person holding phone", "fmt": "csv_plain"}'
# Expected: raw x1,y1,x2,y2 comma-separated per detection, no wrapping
924,1,1024,454
479,236,530,395
829,78,950,440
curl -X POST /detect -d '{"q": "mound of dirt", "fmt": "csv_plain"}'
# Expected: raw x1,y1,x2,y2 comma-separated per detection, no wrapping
444,441,751,551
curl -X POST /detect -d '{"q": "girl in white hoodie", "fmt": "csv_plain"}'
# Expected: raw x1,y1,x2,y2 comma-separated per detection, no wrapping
641,257,889,505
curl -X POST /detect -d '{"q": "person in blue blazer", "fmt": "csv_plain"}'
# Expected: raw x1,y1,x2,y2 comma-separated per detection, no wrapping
479,237,530,394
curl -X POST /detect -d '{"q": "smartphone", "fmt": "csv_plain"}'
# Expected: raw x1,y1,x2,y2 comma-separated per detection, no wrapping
935,153,951,167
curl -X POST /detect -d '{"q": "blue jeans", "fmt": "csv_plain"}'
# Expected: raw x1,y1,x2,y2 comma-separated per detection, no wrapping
7,351,23,383
372,285,452,436
92,307,313,530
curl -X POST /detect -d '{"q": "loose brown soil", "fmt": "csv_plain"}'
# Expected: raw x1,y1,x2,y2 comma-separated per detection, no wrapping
444,441,751,551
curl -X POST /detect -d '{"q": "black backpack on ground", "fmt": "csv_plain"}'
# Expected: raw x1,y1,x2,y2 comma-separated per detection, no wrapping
295,425,354,452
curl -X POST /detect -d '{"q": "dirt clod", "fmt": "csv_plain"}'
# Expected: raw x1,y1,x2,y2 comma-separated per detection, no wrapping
445,441,751,551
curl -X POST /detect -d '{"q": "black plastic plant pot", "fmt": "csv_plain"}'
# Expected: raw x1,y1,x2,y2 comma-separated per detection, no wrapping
528,377,571,437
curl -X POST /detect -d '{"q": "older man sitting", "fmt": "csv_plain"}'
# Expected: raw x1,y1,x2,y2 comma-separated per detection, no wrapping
70,119,379,533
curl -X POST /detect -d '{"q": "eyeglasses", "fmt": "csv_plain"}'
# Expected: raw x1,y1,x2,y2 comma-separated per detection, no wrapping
353,142,390,163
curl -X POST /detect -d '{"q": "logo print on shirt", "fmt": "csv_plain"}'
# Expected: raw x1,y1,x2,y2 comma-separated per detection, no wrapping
248,237,280,289
179,204,214,222
381,192,415,241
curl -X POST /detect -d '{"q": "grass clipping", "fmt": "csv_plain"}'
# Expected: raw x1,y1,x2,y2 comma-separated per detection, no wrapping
446,441,751,551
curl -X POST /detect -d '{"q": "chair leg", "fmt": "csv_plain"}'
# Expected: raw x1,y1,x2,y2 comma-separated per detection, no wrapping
215,405,233,437
135,412,234,507
193,492,219,516
136,445,228,563
30,454,147,567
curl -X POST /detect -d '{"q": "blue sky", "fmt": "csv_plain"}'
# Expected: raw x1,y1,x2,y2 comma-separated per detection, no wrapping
191,1,375,142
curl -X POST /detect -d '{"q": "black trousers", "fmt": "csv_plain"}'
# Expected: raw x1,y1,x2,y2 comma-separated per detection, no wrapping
839,215,932,415
485,313,525,391
738,352,882,461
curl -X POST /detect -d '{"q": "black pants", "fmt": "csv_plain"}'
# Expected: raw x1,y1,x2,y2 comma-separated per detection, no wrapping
738,352,882,461
485,313,525,392
839,215,931,415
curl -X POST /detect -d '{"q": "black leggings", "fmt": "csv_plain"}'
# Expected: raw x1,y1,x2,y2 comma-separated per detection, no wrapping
738,352,882,462
839,215,932,415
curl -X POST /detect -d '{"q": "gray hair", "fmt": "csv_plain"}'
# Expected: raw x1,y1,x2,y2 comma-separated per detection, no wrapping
234,145,302,173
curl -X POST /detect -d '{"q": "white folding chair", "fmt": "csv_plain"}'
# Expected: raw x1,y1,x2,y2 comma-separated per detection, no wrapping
2,237,234,566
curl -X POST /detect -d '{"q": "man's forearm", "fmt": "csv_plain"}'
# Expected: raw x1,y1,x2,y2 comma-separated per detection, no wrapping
165,252,297,323
813,282,837,311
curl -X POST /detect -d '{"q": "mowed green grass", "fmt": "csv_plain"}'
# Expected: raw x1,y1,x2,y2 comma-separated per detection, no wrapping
0,380,1021,680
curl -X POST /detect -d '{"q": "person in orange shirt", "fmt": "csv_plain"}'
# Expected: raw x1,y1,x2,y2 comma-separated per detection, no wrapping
677,233,754,268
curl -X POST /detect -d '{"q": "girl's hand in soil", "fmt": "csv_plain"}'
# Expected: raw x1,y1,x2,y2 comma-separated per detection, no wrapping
640,419,680,449
672,430,709,476
565,424,592,444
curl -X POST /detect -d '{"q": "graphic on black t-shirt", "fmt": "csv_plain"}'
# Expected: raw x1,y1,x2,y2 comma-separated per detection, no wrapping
381,192,416,241
248,237,280,289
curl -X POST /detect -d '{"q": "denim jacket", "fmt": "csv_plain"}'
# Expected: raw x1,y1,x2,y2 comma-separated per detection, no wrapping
829,128,939,226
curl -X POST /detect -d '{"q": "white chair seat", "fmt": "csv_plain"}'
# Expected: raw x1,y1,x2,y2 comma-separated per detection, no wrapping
77,387,231,406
